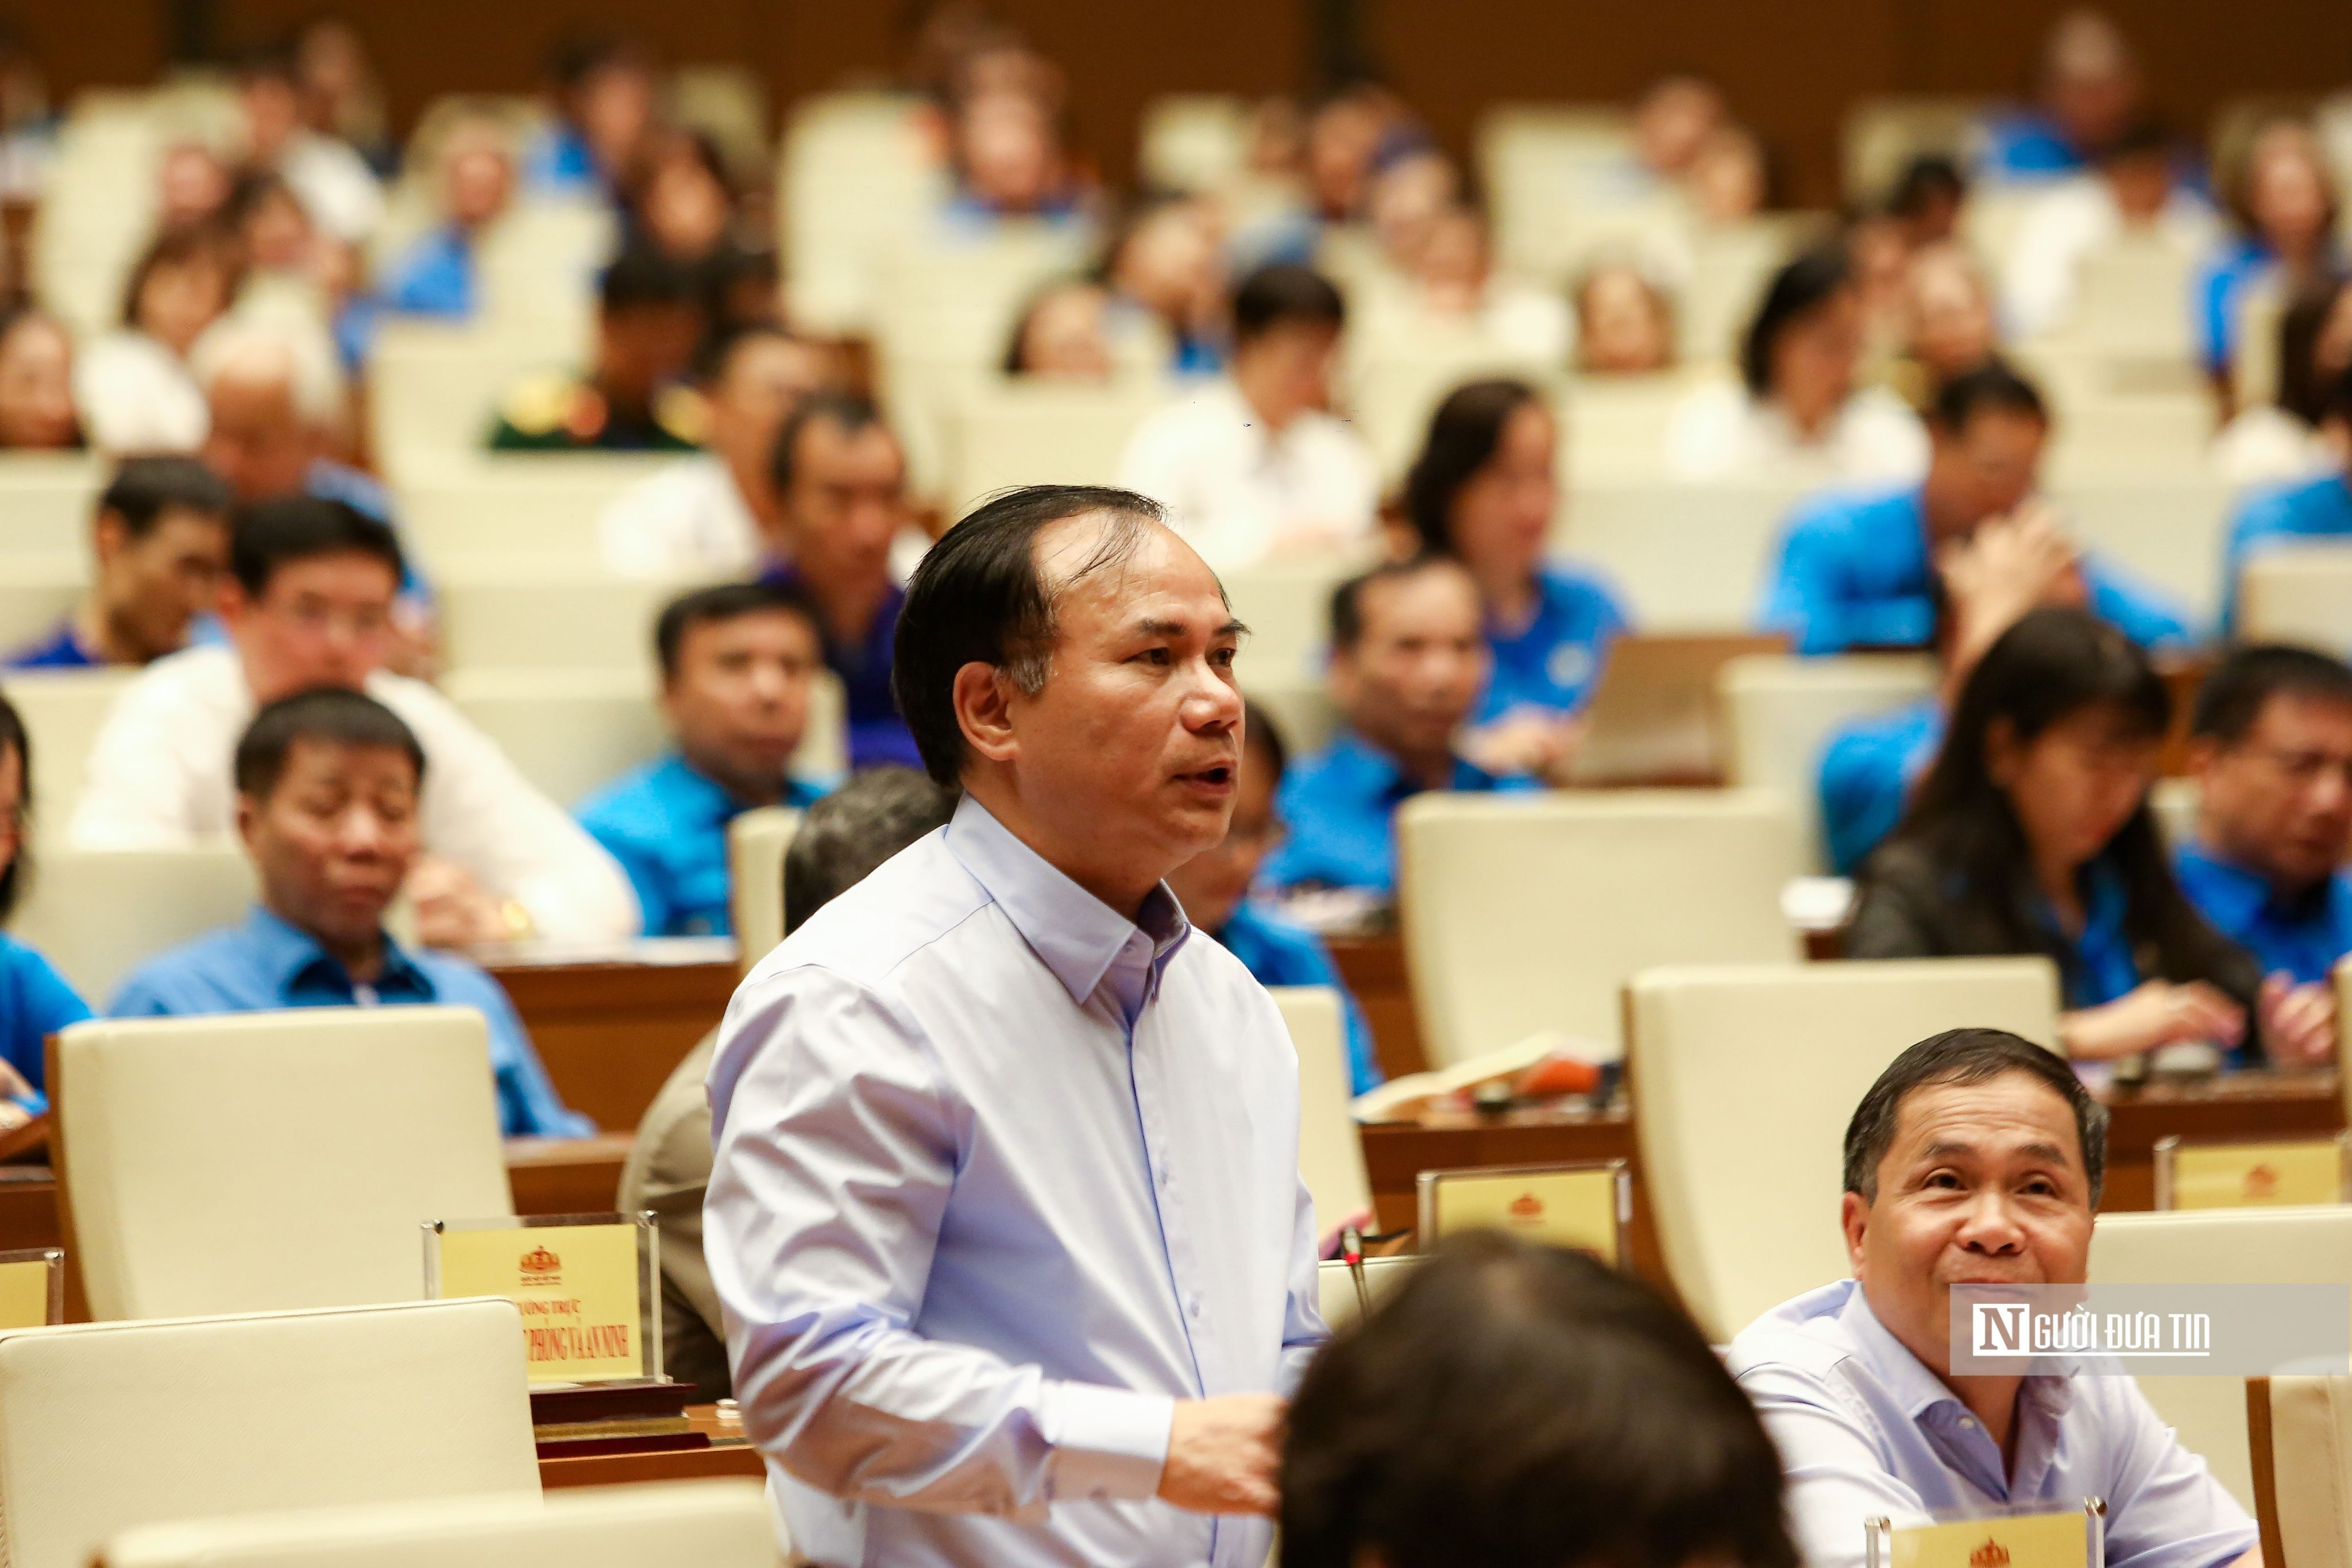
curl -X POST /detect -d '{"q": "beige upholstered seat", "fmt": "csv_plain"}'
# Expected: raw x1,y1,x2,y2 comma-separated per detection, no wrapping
1222,560,1364,689
1627,959,2063,1342
436,563,676,678
393,455,671,559
1,667,137,844
1316,1254,1420,1334
11,846,257,1004
728,806,805,973
1397,791,1805,1068
2089,1207,2352,1511
941,381,1160,520
1270,987,1370,1237
2239,545,2352,651
2250,1375,2352,1568
101,1480,779,1568
0,1299,537,1568
1717,652,1939,871
55,1008,513,1320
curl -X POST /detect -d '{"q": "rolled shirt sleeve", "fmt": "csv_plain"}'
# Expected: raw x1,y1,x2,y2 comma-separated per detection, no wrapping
706,971,1175,1519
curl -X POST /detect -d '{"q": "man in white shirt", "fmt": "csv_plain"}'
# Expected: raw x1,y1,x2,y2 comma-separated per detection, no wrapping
705,483,1322,1567
1116,263,1378,568
70,495,638,947
598,326,839,580
236,44,383,245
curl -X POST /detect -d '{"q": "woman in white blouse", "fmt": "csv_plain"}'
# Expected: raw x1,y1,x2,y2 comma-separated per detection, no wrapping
74,227,238,453
1663,241,1926,485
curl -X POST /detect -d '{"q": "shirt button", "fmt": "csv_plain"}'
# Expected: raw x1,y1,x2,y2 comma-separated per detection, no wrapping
1158,1168,1171,1189
1187,1296,1202,1319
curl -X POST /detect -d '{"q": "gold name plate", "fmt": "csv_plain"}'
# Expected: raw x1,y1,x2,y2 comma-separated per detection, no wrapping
2154,1135,2350,1210
1415,1161,1628,1262
426,1214,659,1385
1871,1507,2099,1568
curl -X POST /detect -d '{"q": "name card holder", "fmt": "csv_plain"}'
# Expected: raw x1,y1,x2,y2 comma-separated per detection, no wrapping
425,1212,661,1386
0,1248,61,1329
2153,1134,2352,1210
1415,1160,1629,1264
1867,1500,2104,1568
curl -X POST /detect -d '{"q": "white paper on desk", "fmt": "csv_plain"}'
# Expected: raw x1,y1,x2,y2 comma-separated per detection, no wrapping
1350,1031,1609,1123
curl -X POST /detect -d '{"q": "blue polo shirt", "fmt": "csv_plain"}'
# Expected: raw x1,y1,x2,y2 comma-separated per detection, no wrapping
759,566,921,771
1265,730,1540,896
2174,841,2352,988
2042,855,2146,1013
2220,470,2352,636
1760,483,2195,654
576,754,827,938
108,906,592,1138
1820,697,1945,875
379,225,479,319
523,124,603,196
1213,900,1381,1095
4,620,100,670
0,932,88,1110
1478,563,1631,723
1975,110,2087,183
2191,235,2276,377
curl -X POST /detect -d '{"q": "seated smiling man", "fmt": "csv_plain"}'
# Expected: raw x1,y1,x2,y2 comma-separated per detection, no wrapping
1727,1029,2256,1568
110,689,590,1138
577,581,829,938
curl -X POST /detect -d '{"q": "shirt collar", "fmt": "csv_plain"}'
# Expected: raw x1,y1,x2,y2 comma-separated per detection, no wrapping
240,905,428,998
1326,728,1493,800
943,794,1191,1016
2174,840,2275,930
655,752,753,825
1839,1279,2078,1424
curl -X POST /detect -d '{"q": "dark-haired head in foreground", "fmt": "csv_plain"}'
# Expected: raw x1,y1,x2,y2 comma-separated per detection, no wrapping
893,481,1244,917
783,766,959,937
1281,1231,1796,1568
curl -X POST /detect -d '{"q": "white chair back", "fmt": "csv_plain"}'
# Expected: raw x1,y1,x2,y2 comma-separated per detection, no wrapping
1628,958,2063,1341
1315,1254,1421,1334
1397,791,1805,1066
11,845,257,1004
55,1008,513,1320
0,1298,537,1568
1717,652,1940,871
1,667,139,844
2239,546,2352,655
1270,987,1370,1237
728,806,805,974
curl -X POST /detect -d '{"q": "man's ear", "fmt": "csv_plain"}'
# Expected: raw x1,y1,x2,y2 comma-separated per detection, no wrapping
2183,733,2221,784
234,791,261,854
218,576,252,628
1840,1189,1871,1276
952,661,1019,767
91,511,126,567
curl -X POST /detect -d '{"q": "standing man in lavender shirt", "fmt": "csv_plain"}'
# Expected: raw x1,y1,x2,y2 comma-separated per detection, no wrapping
705,485,1322,1567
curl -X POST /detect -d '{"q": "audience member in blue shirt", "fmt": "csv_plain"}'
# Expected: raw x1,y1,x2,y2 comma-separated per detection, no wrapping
1762,362,2191,656
2219,368,2352,633
373,113,515,323
1402,378,1629,783
1165,702,1381,1096
936,83,1095,238
0,694,89,1119
579,582,832,938
5,456,230,673
1972,11,2141,185
1820,697,1942,876
522,37,654,200
758,393,923,771
1267,557,1540,897
107,688,592,1137
1845,608,2331,1072
2191,118,2341,379
1104,196,1227,377
2175,647,2352,1011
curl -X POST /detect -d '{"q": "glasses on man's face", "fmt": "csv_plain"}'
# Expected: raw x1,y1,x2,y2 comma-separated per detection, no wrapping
2249,743,2352,791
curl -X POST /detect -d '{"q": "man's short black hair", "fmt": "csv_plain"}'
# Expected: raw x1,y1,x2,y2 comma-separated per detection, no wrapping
2192,643,2352,745
1232,264,1346,346
652,580,822,683
2102,118,2177,165
97,455,231,542
1328,555,1469,654
1281,1231,1798,1568
1887,154,1965,221
892,484,1169,786
770,391,888,496
599,245,701,315
229,496,404,599
232,38,300,84
782,766,959,936
1843,1028,2108,1204
234,688,426,801
1929,358,2049,434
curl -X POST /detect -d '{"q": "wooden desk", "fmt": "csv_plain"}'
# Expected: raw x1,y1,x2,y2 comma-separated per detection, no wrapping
539,1404,765,1489
1327,934,1424,1080
486,952,737,1132
2099,1071,2343,1210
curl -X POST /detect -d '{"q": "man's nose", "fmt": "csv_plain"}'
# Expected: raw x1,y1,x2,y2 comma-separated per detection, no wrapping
1182,663,1245,729
1955,1190,2027,1253
335,806,390,855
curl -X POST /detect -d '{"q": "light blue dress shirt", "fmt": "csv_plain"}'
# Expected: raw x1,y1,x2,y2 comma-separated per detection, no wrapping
107,905,591,1138
1265,730,1541,895
2219,470,2352,636
705,795,1323,1568
1760,485,2194,655
1728,1279,2256,1568
576,754,827,937
1477,563,1632,723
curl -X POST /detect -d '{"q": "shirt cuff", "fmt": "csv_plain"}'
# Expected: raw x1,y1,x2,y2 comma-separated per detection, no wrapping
1038,1381,1175,1504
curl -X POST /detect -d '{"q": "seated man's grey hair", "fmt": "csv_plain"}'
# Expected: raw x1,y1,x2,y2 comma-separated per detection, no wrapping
782,767,959,936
